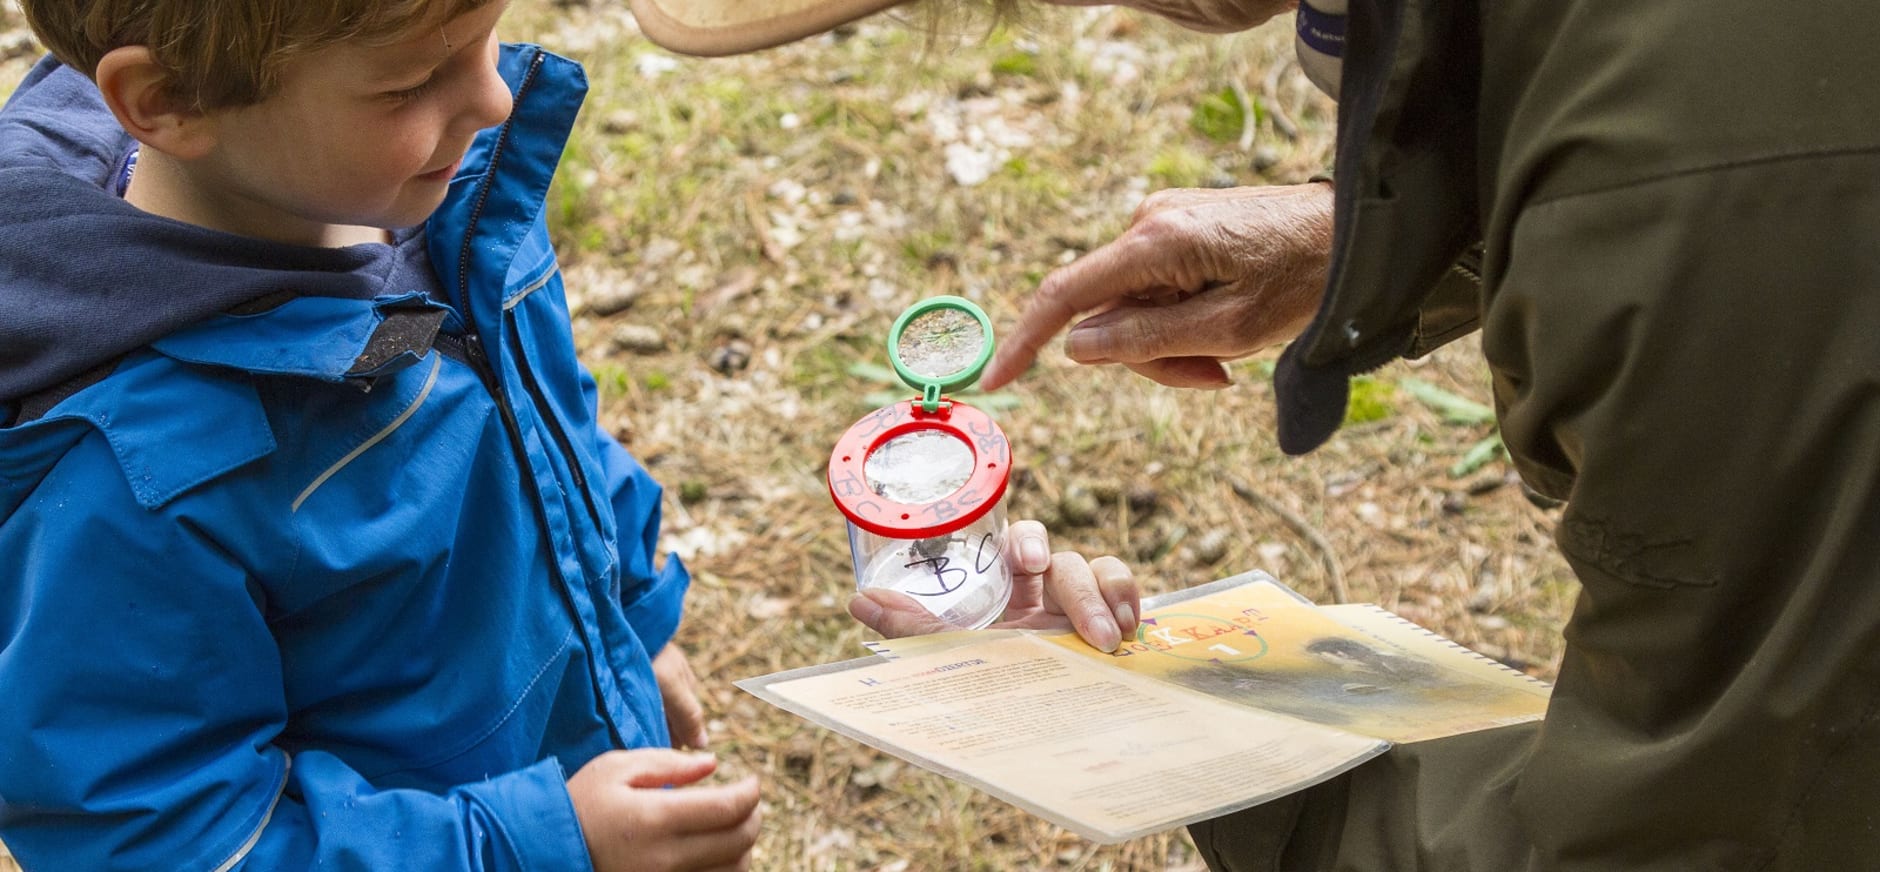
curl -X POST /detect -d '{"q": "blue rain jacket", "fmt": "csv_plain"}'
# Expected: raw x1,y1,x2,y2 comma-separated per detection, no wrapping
0,47,686,871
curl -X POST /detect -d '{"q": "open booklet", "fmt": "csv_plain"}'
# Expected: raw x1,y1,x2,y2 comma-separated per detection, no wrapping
736,571,1549,843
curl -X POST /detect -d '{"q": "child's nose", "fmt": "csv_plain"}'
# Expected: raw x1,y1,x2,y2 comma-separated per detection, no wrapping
456,49,515,134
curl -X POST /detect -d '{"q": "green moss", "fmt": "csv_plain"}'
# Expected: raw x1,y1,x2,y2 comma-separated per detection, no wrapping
589,363,631,400
613,132,656,161
1190,86,1246,144
900,229,959,267
998,157,1071,200
1344,375,1396,425
701,77,747,103
791,340,866,393
990,51,1037,77
1146,147,1209,188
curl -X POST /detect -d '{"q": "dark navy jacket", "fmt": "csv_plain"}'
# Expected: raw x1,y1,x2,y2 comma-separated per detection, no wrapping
0,47,686,871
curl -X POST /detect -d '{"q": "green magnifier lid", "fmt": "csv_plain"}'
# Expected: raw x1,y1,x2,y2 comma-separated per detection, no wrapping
887,296,995,413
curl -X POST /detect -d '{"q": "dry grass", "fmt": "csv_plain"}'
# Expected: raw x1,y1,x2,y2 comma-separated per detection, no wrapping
0,1,1573,869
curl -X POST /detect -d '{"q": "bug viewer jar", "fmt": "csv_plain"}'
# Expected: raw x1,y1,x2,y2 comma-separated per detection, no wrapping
827,297,1014,629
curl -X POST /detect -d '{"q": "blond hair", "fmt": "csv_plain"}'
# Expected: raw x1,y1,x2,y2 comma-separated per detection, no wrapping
22,0,494,110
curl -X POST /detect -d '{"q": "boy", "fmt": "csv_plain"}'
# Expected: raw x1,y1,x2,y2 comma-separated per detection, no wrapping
0,2,1139,868
0,2,762,869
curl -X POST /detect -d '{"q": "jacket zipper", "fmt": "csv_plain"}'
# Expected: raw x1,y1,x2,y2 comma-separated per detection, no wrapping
506,317,606,532
448,50,606,535
434,48,627,744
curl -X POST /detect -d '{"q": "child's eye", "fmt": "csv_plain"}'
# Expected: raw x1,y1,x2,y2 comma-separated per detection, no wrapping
385,76,438,104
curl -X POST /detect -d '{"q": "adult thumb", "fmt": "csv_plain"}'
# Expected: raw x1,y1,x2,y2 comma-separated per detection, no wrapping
849,590,953,638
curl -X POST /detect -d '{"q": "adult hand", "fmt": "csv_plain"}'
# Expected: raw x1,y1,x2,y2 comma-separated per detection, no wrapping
980,183,1334,391
847,520,1140,651
567,749,761,872
1049,0,1298,35
652,644,710,751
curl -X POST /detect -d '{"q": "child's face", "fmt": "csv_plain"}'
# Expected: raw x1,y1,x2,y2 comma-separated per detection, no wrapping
190,1,514,244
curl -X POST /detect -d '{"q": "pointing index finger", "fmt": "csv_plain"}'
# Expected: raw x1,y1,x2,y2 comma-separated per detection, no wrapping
981,233,1163,389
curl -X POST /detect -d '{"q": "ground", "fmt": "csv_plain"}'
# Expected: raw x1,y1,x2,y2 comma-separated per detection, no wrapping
0,1,1573,869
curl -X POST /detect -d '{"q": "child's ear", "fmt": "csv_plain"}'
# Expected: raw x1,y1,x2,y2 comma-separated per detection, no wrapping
93,46,217,160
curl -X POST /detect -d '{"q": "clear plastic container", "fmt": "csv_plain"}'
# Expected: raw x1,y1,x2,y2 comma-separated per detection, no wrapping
828,296,1014,629
845,429,1011,628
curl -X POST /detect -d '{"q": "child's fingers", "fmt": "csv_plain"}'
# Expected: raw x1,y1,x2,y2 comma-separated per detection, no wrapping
666,776,762,835
614,748,720,788
665,702,709,753
613,777,761,871
651,645,710,750
663,784,762,870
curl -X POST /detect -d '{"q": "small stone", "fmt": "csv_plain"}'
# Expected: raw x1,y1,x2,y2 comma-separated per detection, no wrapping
1193,530,1229,566
707,338,753,375
599,110,640,135
849,759,901,789
1058,486,1100,528
584,279,642,317
958,70,995,98
608,324,665,354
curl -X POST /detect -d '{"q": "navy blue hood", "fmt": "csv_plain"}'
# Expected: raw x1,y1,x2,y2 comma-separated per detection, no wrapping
0,57,410,406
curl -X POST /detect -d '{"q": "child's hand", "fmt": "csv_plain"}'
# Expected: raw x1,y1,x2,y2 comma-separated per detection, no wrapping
567,749,762,871
652,644,710,750
847,520,1141,651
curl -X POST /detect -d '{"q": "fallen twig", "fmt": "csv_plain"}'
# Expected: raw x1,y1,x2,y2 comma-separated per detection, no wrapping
1230,478,1348,604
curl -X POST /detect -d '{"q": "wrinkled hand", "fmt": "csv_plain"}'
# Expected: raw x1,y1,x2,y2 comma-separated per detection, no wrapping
652,644,710,751
568,749,761,872
980,183,1334,391
848,520,1140,651
1046,0,1297,35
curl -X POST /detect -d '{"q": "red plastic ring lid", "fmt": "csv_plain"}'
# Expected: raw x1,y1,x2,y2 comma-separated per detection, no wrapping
827,399,1012,538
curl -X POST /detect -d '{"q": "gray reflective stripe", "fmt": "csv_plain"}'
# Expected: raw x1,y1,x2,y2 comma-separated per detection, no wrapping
292,353,443,513
502,267,556,311
209,756,290,872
